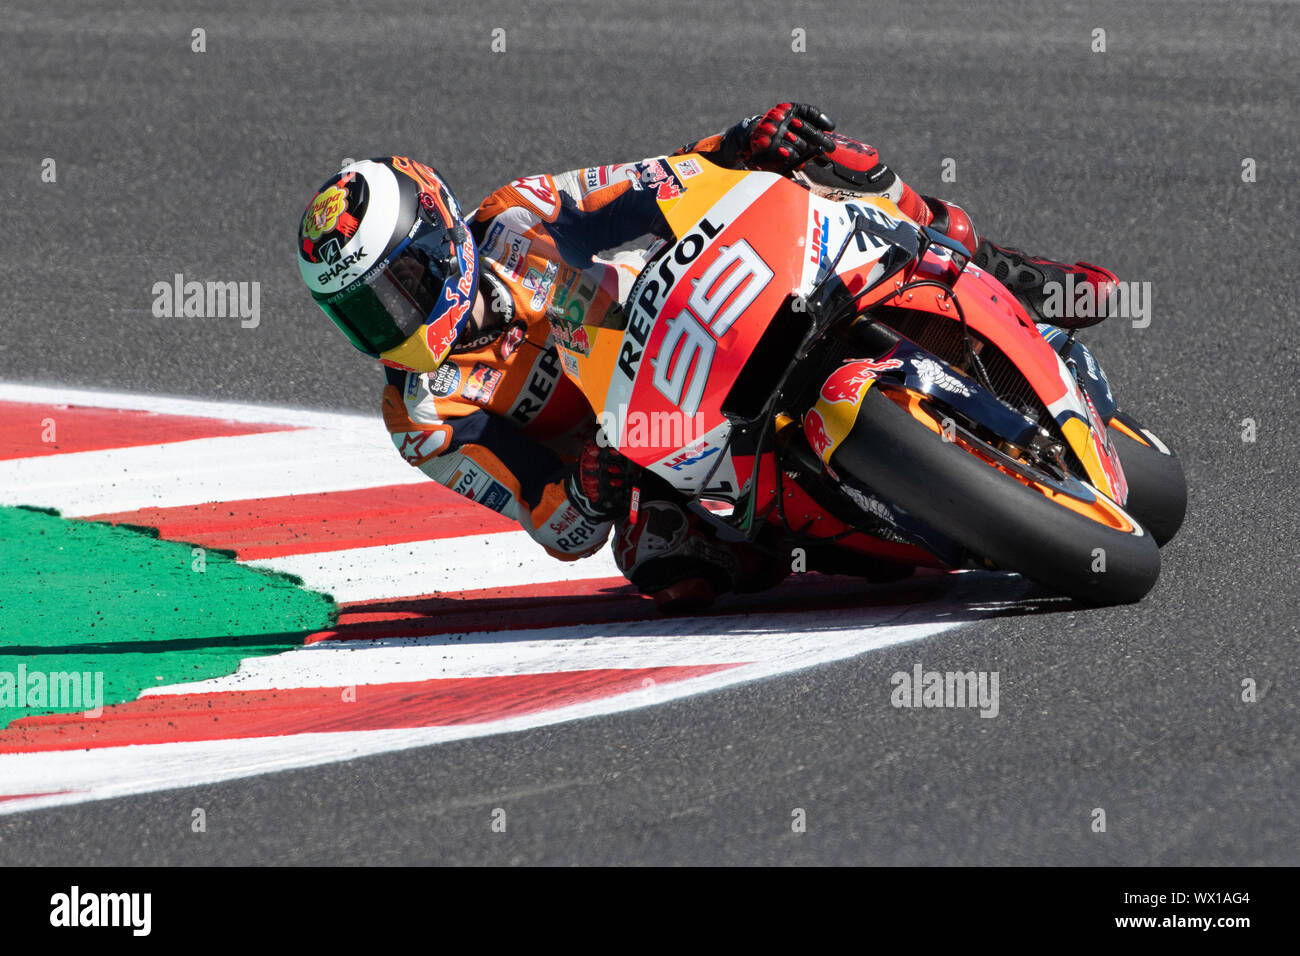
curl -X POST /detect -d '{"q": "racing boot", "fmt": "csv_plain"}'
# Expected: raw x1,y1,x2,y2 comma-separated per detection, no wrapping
613,500,788,612
614,500,739,612
973,238,1119,329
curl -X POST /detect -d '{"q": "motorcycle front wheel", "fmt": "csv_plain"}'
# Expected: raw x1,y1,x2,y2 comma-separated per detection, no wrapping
1106,410,1187,547
830,386,1162,605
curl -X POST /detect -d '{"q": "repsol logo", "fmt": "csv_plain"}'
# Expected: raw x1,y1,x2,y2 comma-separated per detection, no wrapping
511,346,562,424
317,246,366,283
619,217,724,380
843,202,915,254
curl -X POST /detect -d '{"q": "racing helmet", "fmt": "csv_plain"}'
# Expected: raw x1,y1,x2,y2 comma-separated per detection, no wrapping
297,156,480,372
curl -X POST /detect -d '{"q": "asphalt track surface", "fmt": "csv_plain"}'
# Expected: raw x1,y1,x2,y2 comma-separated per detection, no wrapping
1,0,1297,865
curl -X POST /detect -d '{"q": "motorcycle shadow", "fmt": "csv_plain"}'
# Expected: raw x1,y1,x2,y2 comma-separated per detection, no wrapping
309,569,1077,647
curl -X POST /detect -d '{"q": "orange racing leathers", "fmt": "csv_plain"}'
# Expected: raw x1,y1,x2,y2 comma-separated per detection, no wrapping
380,125,950,563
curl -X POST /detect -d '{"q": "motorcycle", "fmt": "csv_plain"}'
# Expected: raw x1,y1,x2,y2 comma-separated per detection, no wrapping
546,155,1187,604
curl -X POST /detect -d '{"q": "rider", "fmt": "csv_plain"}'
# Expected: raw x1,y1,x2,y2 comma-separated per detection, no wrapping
295,103,1119,608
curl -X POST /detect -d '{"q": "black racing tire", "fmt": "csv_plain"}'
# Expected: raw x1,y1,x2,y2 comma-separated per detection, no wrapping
831,387,1161,605
1106,411,1187,547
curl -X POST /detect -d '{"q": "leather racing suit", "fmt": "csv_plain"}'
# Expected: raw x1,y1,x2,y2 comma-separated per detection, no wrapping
379,118,980,586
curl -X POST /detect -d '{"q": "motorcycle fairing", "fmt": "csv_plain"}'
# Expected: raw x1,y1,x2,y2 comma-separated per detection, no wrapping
803,341,1045,467
552,155,1129,534
852,244,1130,504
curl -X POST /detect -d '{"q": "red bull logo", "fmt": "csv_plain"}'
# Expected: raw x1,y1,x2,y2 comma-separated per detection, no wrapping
423,235,477,357
804,408,832,460
454,235,476,299
818,357,903,405
463,362,503,404
631,160,684,201
424,307,463,360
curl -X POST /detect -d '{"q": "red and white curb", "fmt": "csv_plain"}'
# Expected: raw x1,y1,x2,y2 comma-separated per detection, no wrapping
0,383,1005,815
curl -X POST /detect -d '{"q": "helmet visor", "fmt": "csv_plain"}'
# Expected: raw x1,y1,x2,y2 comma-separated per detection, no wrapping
317,218,463,356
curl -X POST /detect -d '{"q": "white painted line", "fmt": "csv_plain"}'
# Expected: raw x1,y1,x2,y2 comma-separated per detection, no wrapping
140,604,947,694
248,532,622,602
0,427,423,515
0,383,375,430
0,380,1005,817
0,598,987,816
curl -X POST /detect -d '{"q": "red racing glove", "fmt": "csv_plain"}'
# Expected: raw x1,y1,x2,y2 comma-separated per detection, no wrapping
564,435,640,522
742,103,837,173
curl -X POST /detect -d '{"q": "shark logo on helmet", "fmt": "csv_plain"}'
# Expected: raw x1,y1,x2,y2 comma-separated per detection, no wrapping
315,246,367,284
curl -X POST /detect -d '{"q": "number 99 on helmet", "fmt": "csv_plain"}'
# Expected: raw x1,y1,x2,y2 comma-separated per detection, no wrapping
297,156,480,373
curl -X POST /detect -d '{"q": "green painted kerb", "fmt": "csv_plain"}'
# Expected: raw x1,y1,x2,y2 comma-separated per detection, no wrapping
0,506,337,729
